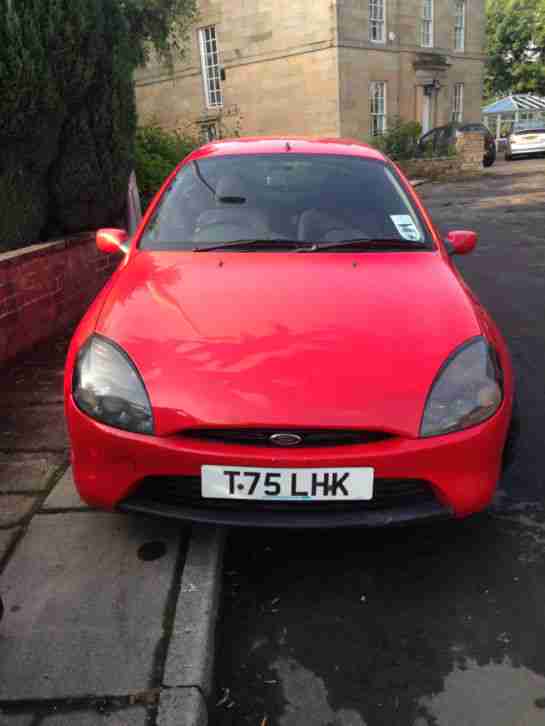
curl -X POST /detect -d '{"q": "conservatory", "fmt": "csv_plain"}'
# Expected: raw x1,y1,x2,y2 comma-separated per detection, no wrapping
482,94,545,142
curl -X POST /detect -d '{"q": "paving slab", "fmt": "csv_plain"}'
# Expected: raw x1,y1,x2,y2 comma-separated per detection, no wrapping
0,494,37,527
0,512,185,700
0,714,33,726
0,706,148,726
0,527,21,563
1,362,65,405
157,688,207,726
0,405,68,452
39,706,149,725
0,453,66,493
42,467,89,510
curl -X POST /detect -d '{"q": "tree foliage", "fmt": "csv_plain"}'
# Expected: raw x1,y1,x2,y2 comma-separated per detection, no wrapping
485,0,545,98
134,123,198,209
371,118,423,161
121,0,198,66
0,0,197,250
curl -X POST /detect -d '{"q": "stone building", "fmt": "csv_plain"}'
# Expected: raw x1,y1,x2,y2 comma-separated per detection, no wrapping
135,0,486,141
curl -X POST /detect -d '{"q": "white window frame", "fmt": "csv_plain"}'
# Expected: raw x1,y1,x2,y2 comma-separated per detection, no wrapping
453,83,464,123
370,81,387,136
199,26,223,109
421,0,434,48
369,0,386,43
454,0,466,51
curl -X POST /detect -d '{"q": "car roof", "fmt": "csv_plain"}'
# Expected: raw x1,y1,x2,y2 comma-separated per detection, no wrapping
183,136,388,165
424,122,486,133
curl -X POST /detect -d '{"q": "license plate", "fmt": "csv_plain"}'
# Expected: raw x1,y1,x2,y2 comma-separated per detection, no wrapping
201,466,374,501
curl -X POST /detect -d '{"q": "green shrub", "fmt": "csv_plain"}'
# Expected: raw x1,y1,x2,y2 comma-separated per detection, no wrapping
47,1,137,236
0,0,197,251
135,124,199,209
0,0,98,248
371,117,423,161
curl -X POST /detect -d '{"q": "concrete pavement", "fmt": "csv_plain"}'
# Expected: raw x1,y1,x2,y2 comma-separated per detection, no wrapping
0,326,224,724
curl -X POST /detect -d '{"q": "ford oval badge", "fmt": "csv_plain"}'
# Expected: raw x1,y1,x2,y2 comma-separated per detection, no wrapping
269,433,303,447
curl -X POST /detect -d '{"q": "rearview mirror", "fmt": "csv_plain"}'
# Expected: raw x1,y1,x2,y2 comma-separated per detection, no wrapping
96,228,129,255
445,230,477,256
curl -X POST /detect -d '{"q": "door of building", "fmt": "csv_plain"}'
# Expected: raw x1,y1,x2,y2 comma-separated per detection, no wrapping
422,92,432,134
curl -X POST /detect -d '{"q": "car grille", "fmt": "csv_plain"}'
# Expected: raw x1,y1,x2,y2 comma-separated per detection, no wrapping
181,428,393,447
125,475,435,513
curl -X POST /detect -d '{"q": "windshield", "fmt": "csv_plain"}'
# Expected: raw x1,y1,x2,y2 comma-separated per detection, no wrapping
139,154,433,251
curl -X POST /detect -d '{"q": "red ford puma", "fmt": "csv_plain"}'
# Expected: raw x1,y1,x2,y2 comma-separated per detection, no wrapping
64,137,514,528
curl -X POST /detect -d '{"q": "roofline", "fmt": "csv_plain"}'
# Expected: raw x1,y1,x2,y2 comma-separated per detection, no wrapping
182,136,388,164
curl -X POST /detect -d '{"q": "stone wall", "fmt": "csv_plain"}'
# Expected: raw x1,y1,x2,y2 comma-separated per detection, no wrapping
455,130,485,171
337,0,486,139
0,234,120,366
135,0,486,140
398,132,484,180
398,156,465,180
136,0,339,136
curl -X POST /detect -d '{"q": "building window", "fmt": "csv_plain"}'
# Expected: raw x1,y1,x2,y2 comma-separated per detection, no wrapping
454,0,465,51
199,26,223,108
453,83,464,122
370,82,387,136
369,0,385,42
421,0,433,47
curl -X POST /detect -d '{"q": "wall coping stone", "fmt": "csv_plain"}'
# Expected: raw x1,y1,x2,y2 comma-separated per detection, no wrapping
0,232,96,268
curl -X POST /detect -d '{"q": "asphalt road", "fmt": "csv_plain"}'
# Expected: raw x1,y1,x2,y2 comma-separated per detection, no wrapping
213,157,545,726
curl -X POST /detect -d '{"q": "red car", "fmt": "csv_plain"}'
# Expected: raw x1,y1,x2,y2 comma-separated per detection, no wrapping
65,137,515,528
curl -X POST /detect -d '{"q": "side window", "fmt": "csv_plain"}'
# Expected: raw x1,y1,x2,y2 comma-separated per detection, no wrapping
421,0,434,47
199,26,223,109
454,0,466,51
369,81,387,136
435,128,451,154
369,0,386,42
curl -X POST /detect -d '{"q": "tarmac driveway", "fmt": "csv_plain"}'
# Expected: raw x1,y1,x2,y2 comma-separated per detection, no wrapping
213,156,545,726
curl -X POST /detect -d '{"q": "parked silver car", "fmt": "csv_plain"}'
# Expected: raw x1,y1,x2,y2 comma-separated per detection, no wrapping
506,122,545,160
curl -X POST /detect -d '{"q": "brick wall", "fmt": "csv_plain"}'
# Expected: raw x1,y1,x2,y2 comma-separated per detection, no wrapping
0,233,121,367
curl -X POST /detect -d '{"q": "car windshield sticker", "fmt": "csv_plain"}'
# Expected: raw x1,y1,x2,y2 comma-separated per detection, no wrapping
390,215,420,241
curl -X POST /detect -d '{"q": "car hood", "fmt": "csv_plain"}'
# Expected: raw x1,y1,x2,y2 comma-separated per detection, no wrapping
96,251,482,437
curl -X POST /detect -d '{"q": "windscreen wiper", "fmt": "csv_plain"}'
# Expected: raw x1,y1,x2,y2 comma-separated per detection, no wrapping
300,237,429,252
193,239,312,252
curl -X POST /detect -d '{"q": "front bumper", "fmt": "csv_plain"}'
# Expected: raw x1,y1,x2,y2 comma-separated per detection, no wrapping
66,395,511,528
119,492,451,528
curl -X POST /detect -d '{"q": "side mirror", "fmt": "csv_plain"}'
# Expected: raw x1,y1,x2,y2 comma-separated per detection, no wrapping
445,230,477,256
96,228,129,255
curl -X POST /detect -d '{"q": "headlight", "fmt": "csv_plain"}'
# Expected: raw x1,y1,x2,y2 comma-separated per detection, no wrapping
73,335,154,434
420,337,503,438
